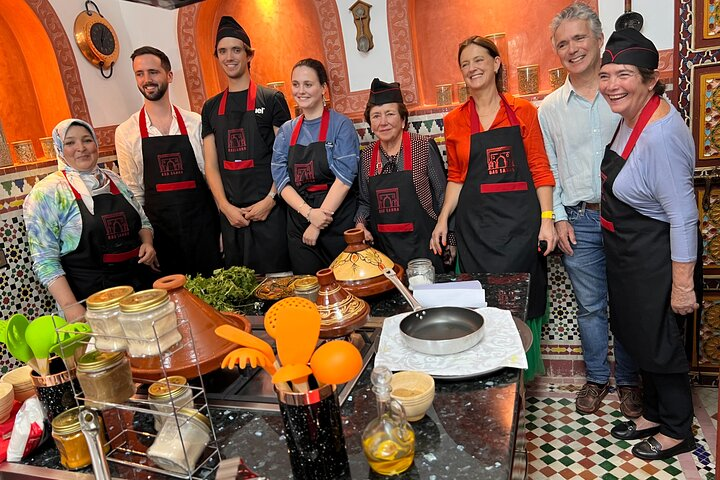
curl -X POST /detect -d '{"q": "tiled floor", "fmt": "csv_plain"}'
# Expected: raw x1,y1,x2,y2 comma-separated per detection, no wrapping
524,377,717,479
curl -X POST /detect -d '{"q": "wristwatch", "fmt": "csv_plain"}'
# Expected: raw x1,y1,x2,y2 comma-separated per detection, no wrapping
541,210,555,220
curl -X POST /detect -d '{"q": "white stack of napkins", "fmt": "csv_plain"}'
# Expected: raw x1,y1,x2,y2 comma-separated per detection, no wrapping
375,307,527,377
411,280,486,308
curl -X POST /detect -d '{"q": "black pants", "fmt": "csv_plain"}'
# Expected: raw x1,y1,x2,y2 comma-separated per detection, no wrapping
641,370,694,440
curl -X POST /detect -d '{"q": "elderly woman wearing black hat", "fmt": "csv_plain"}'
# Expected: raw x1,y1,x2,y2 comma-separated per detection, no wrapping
599,28,699,460
354,78,450,270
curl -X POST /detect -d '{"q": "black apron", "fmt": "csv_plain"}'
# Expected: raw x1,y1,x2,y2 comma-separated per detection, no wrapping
214,81,290,274
455,95,546,319
601,95,695,373
60,171,149,300
140,105,221,277
286,108,357,274
368,132,443,271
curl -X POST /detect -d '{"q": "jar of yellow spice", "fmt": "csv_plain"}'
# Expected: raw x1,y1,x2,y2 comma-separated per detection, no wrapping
51,407,109,470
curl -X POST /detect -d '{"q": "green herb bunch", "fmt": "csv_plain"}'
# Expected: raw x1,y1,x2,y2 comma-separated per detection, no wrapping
185,266,259,312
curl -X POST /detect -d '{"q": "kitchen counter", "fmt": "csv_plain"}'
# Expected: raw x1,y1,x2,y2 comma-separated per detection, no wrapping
15,273,529,479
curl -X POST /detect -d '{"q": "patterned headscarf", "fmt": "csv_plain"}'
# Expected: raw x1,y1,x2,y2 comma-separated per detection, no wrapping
52,118,99,171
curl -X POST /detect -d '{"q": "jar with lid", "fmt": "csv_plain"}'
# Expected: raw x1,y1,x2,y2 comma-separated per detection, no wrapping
406,258,435,290
51,407,109,470
85,285,134,351
77,350,135,408
149,375,193,431
146,408,211,474
118,289,182,357
293,276,319,302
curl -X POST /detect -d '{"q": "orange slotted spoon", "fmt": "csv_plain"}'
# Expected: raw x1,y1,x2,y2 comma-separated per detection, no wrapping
264,297,319,339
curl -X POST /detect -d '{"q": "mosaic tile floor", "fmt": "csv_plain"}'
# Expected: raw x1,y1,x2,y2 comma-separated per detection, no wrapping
525,379,717,479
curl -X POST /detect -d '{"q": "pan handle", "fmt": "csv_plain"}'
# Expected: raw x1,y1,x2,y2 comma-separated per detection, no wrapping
382,267,423,311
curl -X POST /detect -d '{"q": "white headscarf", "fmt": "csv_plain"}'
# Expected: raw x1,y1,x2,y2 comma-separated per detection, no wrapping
53,118,104,214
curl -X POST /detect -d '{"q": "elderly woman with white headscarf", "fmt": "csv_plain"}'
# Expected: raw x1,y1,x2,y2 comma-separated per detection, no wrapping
23,119,158,321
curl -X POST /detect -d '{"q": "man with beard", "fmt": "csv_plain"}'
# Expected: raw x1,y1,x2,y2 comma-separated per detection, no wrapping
201,16,291,274
116,46,221,277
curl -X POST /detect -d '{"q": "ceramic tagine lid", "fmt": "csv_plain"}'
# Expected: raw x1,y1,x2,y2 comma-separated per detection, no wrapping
316,268,370,338
329,228,405,297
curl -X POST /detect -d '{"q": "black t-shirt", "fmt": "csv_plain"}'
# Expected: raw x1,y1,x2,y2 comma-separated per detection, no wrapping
201,85,291,150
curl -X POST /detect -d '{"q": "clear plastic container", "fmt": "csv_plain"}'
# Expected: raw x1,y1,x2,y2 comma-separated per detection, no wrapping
146,408,211,474
406,258,435,290
149,375,193,431
118,289,182,357
76,350,135,409
85,286,134,351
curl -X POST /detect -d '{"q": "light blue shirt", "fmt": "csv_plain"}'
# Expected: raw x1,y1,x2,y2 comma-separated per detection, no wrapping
538,77,620,221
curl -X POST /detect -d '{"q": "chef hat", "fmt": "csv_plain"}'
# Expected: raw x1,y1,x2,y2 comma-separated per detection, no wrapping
601,28,658,70
368,78,404,105
215,16,251,50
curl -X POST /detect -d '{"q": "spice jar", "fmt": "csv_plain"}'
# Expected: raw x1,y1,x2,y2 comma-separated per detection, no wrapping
77,350,135,409
293,276,319,302
406,258,435,290
146,408,211,474
51,407,109,470
149,375,193,431
118,289,182,357
86,285,134,351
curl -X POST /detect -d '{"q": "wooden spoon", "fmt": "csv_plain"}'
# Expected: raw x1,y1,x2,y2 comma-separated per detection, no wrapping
214,324,275,364
272,364,312,393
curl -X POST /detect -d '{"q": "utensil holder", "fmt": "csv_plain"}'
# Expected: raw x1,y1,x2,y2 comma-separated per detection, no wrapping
275,384,350,480
30,356,81,422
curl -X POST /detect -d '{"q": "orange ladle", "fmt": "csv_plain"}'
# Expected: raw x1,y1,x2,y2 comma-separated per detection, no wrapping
272,364,312,393
214,324,275,365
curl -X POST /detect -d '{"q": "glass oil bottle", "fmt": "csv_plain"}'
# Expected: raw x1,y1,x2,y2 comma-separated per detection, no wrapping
361,366,415,475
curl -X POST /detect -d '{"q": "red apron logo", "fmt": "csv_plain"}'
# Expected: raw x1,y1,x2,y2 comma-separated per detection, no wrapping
157,153,183,177
227,128,247,153
376,188,400,214
294,162,315,185
486,146,515,175
102,212,130,240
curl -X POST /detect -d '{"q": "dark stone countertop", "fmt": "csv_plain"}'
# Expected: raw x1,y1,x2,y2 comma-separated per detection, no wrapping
18,273,530,479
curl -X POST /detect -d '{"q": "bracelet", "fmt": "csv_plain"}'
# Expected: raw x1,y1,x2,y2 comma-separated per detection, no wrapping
541,210,555,220
304,207,312,221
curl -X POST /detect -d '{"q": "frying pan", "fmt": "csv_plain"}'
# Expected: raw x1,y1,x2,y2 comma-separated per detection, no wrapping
615,0,643,31
382,268,484,355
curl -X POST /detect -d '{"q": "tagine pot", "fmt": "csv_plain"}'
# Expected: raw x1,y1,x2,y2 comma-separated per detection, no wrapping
316,268,370,338
128,274,251,380
329,228,404,297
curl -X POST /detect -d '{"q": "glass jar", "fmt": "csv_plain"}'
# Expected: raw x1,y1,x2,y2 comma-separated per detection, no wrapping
77,350,135,409
118,289,182,357
146,408,211,474
86,285,134,351
149,375,193,432
51,407,109,470
406,258,435,290
293,276,319,302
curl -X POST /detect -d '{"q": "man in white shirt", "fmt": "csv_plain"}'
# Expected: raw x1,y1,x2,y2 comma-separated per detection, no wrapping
539,4,640,418
116,46,221,277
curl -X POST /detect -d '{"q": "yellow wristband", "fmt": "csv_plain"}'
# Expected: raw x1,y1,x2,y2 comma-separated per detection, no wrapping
541,210,555,219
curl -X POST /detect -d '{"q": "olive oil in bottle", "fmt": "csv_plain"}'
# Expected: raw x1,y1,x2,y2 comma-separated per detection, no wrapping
361,366,415,475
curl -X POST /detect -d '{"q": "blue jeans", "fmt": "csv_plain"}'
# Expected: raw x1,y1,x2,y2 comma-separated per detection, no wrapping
562,205,639,386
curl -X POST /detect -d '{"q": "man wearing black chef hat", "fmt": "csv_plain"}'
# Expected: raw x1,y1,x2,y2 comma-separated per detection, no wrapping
354,78,451,271
201,16,291,274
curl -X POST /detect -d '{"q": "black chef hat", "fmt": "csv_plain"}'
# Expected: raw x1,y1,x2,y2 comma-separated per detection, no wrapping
601,28,658,70
215,16,251,50
368,78,404,105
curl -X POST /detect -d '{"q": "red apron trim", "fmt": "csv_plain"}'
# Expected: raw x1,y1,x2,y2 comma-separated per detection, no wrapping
62,171,121,198
377,223,414,233
469,94,519,134
102,246,140,263
480,181,528,193
224,159,255,170
156,180,197,192
290,108,331,146
600,216,615,232
218,80,257,116
621,95,661,159
306,184,329,192
370,131,412,177
139,106,188,138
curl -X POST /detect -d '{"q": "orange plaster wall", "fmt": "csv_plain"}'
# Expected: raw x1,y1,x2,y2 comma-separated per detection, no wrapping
198,0,326,103
0,1,70,160
412,0,599,104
